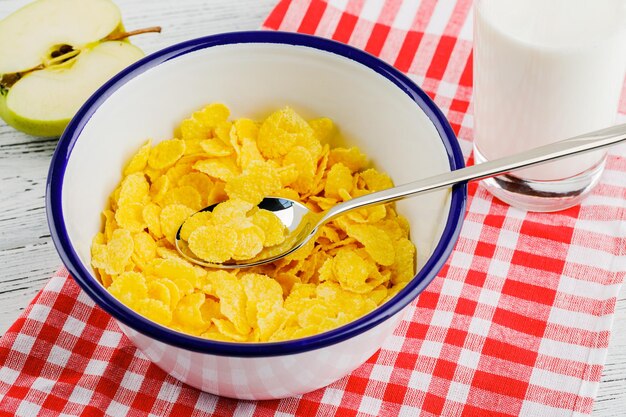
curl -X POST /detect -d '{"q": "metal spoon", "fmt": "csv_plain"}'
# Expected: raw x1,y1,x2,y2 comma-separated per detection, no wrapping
176,123,626,268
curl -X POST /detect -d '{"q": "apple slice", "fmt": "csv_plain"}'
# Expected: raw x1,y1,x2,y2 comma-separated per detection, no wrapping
0,0,157,137
1,41,144,137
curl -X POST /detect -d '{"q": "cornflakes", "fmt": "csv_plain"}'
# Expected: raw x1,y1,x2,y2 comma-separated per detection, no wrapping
93,103,417,343
148,139,186,170
160,204,194,244
225,161,281,205
124,140,151,176
188,225,237,263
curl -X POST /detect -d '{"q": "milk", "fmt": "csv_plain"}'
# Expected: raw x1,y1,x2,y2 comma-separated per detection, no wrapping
473,0,626,180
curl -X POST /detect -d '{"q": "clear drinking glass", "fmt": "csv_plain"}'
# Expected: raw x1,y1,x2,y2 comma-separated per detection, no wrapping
473,0,626,211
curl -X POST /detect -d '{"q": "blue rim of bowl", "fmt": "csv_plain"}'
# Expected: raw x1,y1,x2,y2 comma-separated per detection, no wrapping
47,31,467,357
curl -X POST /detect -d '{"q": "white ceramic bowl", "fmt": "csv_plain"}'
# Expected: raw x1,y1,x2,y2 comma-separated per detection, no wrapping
47,31,466,400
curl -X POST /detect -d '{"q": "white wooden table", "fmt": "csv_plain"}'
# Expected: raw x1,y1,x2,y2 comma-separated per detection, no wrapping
0,1,623,415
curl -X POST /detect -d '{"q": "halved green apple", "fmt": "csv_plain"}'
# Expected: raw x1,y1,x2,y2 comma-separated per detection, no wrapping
0,0,150,137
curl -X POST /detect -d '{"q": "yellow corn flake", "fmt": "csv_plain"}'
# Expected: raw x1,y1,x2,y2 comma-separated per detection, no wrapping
211,199,253,224
308,117,336,144
311,145,331,194
241,273,281,321
91,244,109,272
178,172,213,200
179,104,229,141
180,118,209,142
136,298,172,326
234,118,259,141
143,166,161,183
367,205,388,223
211,319,250,342
239,138,264,170
391,238,416,284
200,297,222,322
283,283,316,313
319,225,340,244
142,203,163,239
206,271,251,335
257,107,315,159
148,139,186,170
251,209,286,246
397,215,411,238
173,277,194,297
118,173,149,207
179,211,213,242
195,103,230,128
181,138,204,155
277,164,299,187
155,246,179,259
346,224,395,266
200,327,237,342
338,188,352,202
274,272,299,295
97,269,113,288
193,157,239,181
225,161,281,205
108,271,147,309
123,140,152,176
200,139,232,157
297,303,336,328
347,205,387,224
309,196,338,212
324,162,353,199
148,257,200,287
102,210,117,241
115,202,146,233
214,121,232,144
161,185,202,211
359,168,393,191
148,279,171,307
373,219,405,241
159,204,194,244
369,285,388,305
329,147,368,172
132,232,157,265
300,132,323,161
206,181,227,206
232,225,265,260
92,231,105,246
165,162,195,185
333,249,373,293
283,146,315,194
173,292,209,334
241,273,291,341
149,175,170,205
100,229,134,275
318,257,333,282
188,225,237,263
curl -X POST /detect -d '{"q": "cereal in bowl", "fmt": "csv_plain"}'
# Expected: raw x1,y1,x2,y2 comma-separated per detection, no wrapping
92,104,416,342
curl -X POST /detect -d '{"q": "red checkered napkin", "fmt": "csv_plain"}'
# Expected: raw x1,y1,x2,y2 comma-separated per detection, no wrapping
2,1,626,416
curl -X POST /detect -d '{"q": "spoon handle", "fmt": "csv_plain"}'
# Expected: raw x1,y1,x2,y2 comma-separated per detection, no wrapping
322,123,626,222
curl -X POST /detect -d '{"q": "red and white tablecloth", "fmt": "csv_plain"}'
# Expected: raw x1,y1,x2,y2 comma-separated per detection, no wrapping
1,1,626,416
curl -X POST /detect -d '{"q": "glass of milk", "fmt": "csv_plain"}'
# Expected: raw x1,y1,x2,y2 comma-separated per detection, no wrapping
473,0,626,211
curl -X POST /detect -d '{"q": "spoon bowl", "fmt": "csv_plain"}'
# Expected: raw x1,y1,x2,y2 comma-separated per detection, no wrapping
176,122,626,268
175,198,318,268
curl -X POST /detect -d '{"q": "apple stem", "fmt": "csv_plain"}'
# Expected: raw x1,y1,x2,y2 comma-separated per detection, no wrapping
105,26,162,41
1,64,44,89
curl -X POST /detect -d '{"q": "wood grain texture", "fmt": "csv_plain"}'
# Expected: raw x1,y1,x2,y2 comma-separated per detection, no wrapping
0,1,623,415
